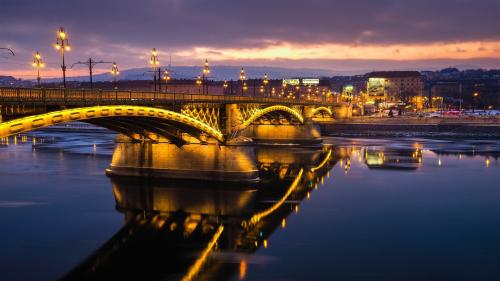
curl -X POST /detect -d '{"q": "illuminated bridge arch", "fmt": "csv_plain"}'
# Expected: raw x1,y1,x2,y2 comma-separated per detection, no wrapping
0,105,224,142
235,105,304,132
311,106,333,117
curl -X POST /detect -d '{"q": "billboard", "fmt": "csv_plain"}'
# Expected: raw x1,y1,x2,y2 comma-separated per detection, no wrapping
302,78,320,86
282,79,300,86
367,78,386,96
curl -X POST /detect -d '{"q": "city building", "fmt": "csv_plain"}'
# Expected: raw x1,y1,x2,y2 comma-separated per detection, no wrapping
366,71,424,109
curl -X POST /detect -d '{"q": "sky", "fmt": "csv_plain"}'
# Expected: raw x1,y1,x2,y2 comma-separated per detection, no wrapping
1,0,500,79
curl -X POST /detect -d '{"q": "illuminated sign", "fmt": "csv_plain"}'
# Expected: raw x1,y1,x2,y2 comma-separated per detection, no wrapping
367,78,386,96
343,85,354,95
302,78,320,85
282,79,300,86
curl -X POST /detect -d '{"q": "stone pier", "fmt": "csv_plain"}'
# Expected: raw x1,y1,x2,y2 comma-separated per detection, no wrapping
106,135,259,182
241,124,322,145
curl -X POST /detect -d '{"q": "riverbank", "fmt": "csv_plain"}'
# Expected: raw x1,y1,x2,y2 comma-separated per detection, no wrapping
320,117,500,138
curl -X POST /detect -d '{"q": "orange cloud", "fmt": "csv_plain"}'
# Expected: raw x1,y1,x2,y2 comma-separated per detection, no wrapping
174,40,500,61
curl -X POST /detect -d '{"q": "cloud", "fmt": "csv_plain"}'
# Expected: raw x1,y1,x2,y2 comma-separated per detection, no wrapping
1,0,500,74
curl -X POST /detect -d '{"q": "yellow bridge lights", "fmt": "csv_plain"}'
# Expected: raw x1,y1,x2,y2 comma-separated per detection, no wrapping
54,27,70,88
32,52,44,87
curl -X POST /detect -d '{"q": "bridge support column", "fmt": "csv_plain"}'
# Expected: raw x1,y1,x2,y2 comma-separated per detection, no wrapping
225,104,242,134
241,124,322,145
106,134,259,182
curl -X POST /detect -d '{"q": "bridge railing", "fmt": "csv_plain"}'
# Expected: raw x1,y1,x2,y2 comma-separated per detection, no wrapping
0,87,334,106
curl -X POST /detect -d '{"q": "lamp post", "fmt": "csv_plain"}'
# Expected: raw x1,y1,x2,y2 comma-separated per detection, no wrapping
202,59,210,95
111,62,119,90
262,73,269,97
196,75,202,93
162,69,171,93
473,92,479,112
150,48,159,92
55,27,71,88
240,67,246,95
223,80,229,95
32,52,44,88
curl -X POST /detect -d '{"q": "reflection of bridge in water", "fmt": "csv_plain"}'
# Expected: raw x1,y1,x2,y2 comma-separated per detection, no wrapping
0,87,351,180
59,146,338,281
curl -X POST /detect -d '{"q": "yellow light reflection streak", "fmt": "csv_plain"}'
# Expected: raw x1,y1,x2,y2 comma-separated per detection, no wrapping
182,225,224,281
310,149,332,172
249,168,304,225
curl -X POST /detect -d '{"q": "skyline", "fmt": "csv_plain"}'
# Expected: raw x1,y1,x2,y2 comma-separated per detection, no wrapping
1,0,500,79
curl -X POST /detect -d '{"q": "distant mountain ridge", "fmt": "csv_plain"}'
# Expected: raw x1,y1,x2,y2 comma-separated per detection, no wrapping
44,66,341,83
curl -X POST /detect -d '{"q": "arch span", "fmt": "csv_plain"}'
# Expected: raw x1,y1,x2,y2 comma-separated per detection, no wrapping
311,106,333,116
0,105,224,142
235,105,304,132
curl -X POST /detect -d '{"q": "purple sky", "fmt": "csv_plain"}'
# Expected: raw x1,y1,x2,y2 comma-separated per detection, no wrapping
1,0,500,78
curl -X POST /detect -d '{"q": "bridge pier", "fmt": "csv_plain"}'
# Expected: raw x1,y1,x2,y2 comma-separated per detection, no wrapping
240,124,322,145
106,134,259,182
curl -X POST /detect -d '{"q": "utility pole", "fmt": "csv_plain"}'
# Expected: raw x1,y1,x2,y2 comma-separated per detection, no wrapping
0,48,15,56
72,58,114,89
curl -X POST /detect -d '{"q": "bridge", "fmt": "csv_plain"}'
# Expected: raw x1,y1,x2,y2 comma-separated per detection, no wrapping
0,87,349,181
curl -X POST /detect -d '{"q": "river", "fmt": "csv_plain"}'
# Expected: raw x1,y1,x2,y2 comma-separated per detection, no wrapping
0,130,499,281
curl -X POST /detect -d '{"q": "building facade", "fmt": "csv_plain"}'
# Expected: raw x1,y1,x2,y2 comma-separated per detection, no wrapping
366,71,424,108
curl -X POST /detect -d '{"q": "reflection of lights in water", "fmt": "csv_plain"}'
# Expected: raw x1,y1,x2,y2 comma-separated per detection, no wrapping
182,225,224,281
438,159,442,166
239,258,247,280
263,239,268,249
281,218,286,229
295,205,299,214
459,154,462,160
307,192,310,199
486,159,491,168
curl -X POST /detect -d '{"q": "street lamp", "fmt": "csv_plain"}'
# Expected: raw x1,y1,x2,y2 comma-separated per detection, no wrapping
262,73,269,96
202,59,210,95
473,92,479,112
150,48,160,92
240,67,246,95
55,27,71,88
111,62,119,90
223,80,229,95
196,75,202,93
242,82,248,94
163,69,171,93
32,51,44,88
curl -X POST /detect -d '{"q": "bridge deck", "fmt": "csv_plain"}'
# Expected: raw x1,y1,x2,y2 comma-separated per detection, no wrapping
0,87,332,106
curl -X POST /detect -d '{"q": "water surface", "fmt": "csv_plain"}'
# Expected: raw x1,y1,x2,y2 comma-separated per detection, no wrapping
0,132,499,281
